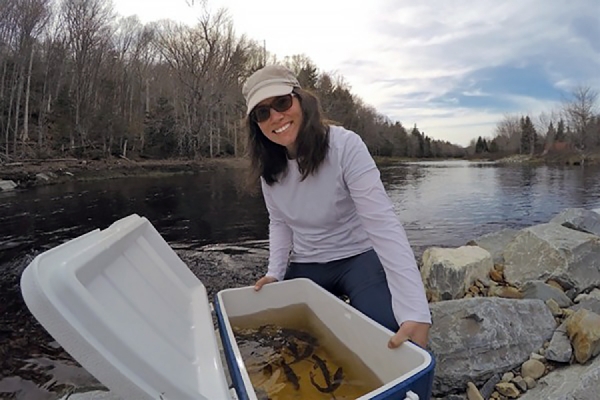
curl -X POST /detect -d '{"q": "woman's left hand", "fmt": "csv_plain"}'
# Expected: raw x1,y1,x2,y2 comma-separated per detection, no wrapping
388,321,430,349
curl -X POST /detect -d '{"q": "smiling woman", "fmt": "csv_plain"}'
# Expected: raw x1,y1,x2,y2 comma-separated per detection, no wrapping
241,64,432,350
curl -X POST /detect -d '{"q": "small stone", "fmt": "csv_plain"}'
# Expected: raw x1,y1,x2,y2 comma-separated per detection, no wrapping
475,280,485,289
489,286,523,299
512,376,528,392
494,264,505,272
501,372,515,382
490,269,504,283
545,279,564,291
466,382,484,400
521,359,545,380
479,374,501,399
523,376,536,389
562,308,575,318
546,298,563,316
529,352,545,362
495,382,520,398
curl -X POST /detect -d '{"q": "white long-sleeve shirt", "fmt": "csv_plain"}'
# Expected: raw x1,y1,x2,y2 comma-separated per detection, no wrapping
260,125,432,326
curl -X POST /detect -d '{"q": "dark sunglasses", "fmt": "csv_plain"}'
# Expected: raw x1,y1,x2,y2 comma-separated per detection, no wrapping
251,93,294,123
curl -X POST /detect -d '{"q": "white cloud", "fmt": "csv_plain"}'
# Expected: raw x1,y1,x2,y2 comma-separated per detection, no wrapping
112,0,600,146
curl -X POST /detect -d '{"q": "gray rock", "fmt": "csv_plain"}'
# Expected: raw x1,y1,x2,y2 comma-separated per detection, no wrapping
467,228,519,264
503,223,600,293
545,322,572,363
550,207,600,237
0,179,17,191
479,373,501,399
421,246,493,300
521,280,573,307
428,297,556,396
518,351,600,399
571,289,600,315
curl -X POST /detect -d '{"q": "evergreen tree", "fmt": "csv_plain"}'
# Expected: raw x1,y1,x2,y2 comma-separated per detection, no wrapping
555,119,566,142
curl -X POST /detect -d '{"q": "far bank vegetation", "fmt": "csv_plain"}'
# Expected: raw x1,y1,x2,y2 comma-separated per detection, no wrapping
1,0,598,165
0,0,463,164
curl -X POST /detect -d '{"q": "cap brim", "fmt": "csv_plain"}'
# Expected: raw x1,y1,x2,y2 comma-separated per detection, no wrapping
246,85,294,115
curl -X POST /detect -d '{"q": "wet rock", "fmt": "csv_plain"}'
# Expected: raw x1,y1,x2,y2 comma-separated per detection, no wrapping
467,228,519,264
550,207,600,236
421,246,493,300
565,308,600,364
545,322,573,363
503,223,600,293
428,297,556,396
0,179,17,191
521,280,572,307
519,352,600,399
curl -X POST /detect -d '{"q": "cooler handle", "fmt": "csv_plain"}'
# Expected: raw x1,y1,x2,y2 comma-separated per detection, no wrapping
405,391,419,400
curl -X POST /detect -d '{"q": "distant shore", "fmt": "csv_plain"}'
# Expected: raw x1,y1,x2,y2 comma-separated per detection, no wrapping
0,157,249,190
2,151,599,191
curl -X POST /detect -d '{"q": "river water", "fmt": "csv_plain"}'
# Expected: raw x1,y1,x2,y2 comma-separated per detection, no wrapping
1,160,600,399
2,160,600,266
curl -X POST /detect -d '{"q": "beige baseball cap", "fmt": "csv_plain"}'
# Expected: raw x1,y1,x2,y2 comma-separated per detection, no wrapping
242,65,300,115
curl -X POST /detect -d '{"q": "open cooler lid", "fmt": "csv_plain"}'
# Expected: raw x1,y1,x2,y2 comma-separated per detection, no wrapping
20,214,232,400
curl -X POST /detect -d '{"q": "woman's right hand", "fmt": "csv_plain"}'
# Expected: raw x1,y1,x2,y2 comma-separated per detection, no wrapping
254,276,278,291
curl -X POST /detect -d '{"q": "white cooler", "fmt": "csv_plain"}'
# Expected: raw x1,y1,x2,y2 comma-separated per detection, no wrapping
20,214,435,400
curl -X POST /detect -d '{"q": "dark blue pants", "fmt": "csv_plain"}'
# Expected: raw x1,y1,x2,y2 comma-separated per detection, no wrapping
284,249,399,333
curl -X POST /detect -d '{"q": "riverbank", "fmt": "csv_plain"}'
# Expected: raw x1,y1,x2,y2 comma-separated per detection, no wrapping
3,151,598,192
0,157,250,190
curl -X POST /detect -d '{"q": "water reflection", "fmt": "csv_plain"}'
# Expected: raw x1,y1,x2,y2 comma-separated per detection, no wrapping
382,161,600,251
1,162,600,265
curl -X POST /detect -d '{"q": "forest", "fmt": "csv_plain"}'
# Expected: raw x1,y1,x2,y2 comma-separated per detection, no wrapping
1,0,468,163
1,0,598,164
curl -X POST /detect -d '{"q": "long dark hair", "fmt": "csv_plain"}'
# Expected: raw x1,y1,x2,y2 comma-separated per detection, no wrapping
246,88,330,189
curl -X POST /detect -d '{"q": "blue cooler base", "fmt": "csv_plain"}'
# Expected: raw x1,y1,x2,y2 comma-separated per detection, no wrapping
215,293,435,400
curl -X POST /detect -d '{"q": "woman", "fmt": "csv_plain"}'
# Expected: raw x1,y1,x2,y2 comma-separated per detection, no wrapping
242,64,431,349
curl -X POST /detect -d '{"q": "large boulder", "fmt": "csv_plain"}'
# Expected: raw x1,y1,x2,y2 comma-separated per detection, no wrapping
503,223,600,293
518,352,600,399
550,207,600,236
421,246,492,300
467,228,519,265
428,297,556,396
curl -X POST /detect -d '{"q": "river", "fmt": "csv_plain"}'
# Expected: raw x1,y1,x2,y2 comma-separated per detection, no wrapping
1,159,600,399
2,160,600,266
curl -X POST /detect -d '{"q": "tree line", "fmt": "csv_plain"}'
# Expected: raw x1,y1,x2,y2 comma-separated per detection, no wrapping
471,86,600,157
0,0,465,163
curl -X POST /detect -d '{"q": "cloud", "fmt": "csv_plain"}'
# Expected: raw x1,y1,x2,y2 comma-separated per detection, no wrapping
113,0,600,146
332,0,600,145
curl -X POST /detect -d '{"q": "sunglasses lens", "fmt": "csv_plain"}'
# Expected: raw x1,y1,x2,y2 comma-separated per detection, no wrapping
251,94,294,123
272,95,293,112
253,107,270,123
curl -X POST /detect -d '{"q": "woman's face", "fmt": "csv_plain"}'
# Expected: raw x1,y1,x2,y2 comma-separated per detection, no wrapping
255,94,303,155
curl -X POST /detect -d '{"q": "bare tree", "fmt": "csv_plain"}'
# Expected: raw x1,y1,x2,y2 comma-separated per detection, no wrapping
493,114,522,153
562,86,599,151
61,0,114,150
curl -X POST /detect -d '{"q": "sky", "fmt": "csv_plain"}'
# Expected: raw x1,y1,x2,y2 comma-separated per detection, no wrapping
112,0,600,147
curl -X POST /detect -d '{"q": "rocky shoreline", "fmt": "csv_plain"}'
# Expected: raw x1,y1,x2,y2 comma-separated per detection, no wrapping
2,208,600,399
0,157,248,191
